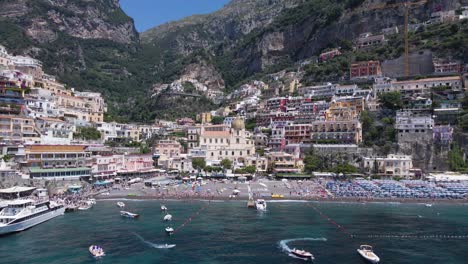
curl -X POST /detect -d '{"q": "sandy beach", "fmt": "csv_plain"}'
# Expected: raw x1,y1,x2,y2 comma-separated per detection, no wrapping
94,178,468,205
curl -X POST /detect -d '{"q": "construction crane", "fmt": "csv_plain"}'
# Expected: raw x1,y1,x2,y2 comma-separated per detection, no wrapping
364,0,428,77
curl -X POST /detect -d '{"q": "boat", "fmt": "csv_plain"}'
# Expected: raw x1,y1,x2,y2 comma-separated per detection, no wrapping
163,214,172,221
161,205,168,212
159,244,176,249
120,211,139,218
425,203,433,207
289,248,314,260
88,199,96,205
357,245,380,263
117,202,125,208
165,227,174,235
247,198,255,208
89,245,105,258
0,199,65,235
255,199,267,211
78,203,92,210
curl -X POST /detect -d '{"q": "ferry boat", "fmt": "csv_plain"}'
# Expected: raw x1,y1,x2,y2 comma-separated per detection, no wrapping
255,199,267,211
357,245,380,263
0,199,65,235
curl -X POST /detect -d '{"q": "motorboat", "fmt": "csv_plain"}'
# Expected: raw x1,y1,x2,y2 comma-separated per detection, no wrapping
160,244,176,249
357,245,380,263
89,245,105,258
120,211,139,218
77,203,92,211
117,202,125,208
161,205,168,212
0,200,65,235
289,248,314,260
163,214,172,221
255,199,267,211
165,227,174,235
425,203,433,207
88,199,96,205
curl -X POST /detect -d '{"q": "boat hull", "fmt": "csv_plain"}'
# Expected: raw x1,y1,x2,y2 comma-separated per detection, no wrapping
357,249,380,263
0,206,65,235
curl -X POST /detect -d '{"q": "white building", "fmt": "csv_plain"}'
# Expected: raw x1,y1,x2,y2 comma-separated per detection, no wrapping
362,154,413,178
189,118,256,166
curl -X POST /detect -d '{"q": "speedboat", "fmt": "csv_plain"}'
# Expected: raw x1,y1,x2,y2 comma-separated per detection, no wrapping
89,245,105,258
290,248,314,260
425,203,432,207
120,211,139,218
163,214,172,221
78,203,92,211
161,205,168,212
357,245,380,263
165,227,174,235
117,202,125,208
255,199,267,211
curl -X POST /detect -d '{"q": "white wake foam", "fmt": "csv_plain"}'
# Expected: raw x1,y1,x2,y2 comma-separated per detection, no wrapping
134,233,176,249
279,237,327,252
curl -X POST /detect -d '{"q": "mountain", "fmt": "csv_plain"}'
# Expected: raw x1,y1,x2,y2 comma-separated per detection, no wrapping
141,0,464,87
0,0,143,120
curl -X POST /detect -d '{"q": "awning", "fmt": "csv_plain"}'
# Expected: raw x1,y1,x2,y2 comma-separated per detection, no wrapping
0,186,36,194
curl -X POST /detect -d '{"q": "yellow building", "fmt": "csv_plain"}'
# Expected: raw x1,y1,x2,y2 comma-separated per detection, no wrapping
196,112,212,124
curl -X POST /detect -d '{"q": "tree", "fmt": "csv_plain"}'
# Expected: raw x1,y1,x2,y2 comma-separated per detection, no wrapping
220,159,232,170
244,165,257,174
333,163,359,175
378,92,403,111
211,116,224,125
448,144,466,171
74,127,101,140
191,158,206,172
245,118,256,131
303,149,322,173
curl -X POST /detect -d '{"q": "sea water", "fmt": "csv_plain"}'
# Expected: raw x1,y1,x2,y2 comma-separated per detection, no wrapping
1,200,468,263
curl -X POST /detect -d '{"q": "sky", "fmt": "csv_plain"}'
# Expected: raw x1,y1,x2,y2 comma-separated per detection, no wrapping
120,0,231,32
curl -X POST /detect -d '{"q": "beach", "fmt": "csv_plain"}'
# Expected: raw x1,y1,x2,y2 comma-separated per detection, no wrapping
93,177,468,205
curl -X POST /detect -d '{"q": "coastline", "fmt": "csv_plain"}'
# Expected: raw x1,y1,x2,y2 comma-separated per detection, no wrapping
96,194,468,205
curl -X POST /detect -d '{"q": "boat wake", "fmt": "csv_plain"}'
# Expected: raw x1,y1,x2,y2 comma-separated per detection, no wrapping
133,233,176,249
279,238,326,252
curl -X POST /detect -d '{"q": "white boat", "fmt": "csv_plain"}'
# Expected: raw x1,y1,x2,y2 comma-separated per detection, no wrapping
120,211,139,218
357,245,380,263
289,248,314,260
425,203,432,207
163,214,172,221
88,199,96,205
89,245,105,258
255,199,267,211
161,205,168,212
159,244,176,249
78,203,92,211
165,227,174,235
0,199,65,235
117,202,125,208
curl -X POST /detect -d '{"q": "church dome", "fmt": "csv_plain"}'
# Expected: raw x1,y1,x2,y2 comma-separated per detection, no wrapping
232,117,245,130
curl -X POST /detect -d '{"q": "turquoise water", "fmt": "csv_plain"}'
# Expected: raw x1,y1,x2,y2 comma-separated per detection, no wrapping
2,200,468,263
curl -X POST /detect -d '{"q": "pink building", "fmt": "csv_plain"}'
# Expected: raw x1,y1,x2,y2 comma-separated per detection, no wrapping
123,154,154,172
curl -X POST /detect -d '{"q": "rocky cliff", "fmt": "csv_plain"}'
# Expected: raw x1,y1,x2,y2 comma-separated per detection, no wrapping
0,0,141,120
